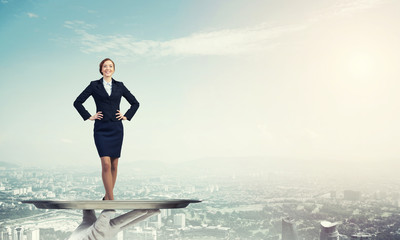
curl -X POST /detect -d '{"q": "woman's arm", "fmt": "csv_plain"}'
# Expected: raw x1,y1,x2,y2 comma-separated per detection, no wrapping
73,83,93,121
121,82,140,121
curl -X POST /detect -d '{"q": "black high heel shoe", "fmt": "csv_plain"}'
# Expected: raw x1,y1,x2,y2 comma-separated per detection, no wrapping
102,197,105,201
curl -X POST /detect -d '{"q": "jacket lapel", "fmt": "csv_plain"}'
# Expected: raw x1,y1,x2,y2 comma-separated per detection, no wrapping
110,79,118,97
96,78,119,98
97,78,110,98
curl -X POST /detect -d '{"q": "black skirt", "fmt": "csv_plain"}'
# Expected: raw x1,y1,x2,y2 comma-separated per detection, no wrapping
93,120,124,158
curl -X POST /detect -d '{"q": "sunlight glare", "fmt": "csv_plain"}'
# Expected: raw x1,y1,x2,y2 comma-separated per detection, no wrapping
347,52,375,79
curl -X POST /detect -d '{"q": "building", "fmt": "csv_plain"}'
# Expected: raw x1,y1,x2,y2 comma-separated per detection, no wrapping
351,233,372,239
161,209,171,218
173,213,185,229
148,214,162,229
117,231,123,240
282,217,299,240
344,190,361,201
26,229,40,240
320,221,341,240
0,227,11,240
14,227,23,240
123,227,157,240
183,226,230,239
330,191,337,199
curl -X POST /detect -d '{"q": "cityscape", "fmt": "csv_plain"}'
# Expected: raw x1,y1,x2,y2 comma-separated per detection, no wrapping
1,158,400,240
2,0,400,239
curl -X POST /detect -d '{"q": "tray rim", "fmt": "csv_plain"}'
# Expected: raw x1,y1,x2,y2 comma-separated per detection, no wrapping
21,199,202,210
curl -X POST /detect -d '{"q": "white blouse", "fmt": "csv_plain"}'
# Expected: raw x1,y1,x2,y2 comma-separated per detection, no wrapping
103,79,112,96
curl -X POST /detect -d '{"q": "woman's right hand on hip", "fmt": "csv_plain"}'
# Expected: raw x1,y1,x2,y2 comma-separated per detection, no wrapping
89,111,103,121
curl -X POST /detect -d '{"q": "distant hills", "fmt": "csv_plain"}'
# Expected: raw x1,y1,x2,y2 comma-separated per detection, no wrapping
0,161,19,169
118,156,400,179
120,156,320,177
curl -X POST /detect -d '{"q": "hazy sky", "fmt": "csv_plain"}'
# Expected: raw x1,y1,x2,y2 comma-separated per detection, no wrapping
1,0,400,168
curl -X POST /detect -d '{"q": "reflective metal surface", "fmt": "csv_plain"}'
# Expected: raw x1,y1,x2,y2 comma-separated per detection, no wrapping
21,199,201,210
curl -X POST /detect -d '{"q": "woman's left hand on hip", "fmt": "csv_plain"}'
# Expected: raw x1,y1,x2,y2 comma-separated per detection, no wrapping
116,110,127,120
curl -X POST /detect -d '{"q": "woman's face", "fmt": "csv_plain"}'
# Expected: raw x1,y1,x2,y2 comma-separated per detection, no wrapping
102,60,114,78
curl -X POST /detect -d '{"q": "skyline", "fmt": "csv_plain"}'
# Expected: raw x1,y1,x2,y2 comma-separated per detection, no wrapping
1,162,400,239
1,0,400,168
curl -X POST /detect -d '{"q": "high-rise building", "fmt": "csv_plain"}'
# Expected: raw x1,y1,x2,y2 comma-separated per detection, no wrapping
174,213,186,229
149,214,162,229
26,229,40,240
6,227,11,240
124,228,157,240
330,191,337,199
320,221,340,240
0,228,8,240
117,231,123,240
161,209,171,218
0,229,4,240
344,190,361,201
282,217,299,240
351,233,372,239
14,227,23,240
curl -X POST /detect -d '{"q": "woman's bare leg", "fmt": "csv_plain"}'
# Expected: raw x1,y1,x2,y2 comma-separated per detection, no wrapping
111,157,119,189
101,156,114,200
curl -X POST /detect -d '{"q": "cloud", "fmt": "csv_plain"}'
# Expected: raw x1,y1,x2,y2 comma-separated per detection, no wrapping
27,12,39,18
64,21,305,57
309,0,385,23
64,20,94,30
158,24,304,56
315,0,385,18
333,0,384,15
1,0,8,4
64,0,385,58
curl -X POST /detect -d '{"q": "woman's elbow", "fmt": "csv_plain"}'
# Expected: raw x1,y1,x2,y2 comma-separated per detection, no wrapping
73,100,81,109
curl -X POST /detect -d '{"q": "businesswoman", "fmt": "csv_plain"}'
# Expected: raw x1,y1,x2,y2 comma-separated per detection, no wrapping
73,58,139,200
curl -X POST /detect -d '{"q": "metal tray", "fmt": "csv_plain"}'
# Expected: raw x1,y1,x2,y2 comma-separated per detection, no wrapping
21,199,201,210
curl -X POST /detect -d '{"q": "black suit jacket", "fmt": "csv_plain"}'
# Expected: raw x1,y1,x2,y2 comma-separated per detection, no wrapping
73,78,139,122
